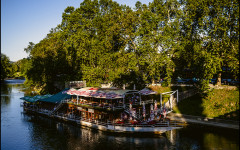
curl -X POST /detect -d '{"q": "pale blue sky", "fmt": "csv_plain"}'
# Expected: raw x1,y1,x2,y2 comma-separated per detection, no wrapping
1,0,152,61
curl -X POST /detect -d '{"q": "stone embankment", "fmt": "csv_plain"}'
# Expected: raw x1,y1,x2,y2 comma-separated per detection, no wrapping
168,113,239,130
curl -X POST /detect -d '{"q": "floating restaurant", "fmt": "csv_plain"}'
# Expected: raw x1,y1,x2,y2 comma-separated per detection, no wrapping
21,85,185,134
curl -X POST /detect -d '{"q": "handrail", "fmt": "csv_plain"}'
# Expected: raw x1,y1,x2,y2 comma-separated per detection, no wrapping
49,100,64,116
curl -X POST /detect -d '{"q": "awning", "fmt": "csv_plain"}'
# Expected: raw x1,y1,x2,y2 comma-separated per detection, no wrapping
20,94,52,103
39,88,70,103
139,88,156,95
65,87,138,99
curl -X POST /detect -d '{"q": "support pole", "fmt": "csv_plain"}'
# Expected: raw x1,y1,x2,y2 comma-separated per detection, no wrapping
123,94,125,108
160,94,162,110
176,90,178,103
139,93,141,105
77,96,79,105
170,94,173,111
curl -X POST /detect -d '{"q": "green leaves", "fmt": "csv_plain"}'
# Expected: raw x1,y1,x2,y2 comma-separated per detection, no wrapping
1,53,12,80
22,0,239,94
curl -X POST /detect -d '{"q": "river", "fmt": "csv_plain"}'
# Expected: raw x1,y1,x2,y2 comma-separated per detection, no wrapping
1,80,239,150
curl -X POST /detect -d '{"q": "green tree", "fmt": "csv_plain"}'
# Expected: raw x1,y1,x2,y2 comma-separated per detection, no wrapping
24,42,35,57
174,0,239,94
1,53,12,80
22,0,239,95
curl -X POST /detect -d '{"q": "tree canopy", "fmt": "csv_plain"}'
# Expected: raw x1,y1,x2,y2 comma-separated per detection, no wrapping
21,0,238,94
1,53,12,80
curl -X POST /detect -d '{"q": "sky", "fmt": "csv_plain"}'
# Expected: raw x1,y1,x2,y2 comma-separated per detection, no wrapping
1,0,153,62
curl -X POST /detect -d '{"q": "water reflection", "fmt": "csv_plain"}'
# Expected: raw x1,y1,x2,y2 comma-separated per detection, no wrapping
1,80,25,105
1,83,12,105
22,114,171,150
20,113,240,150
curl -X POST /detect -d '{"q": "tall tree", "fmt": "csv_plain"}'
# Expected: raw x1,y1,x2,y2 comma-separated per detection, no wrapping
175,0,239,93
1,53,12,80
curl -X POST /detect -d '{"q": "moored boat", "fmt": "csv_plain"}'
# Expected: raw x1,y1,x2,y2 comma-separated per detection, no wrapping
21,87,186,134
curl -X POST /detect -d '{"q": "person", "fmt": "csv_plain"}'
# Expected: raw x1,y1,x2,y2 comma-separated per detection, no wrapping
163,109,167,119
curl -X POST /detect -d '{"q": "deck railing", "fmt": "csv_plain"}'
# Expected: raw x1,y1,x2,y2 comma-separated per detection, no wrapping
66,100,125,112
78,117,184,128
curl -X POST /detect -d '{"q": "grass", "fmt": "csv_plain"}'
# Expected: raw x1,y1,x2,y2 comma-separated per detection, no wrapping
173,88,239,121
149,85,194,94
147,85,196,104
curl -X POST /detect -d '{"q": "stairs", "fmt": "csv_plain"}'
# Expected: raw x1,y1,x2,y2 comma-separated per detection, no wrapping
50,101,64,116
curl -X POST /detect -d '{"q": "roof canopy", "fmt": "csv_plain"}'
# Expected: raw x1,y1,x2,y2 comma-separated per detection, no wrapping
65,87,138,99
20,94,52,103
40,88,70,103
139,88,157,95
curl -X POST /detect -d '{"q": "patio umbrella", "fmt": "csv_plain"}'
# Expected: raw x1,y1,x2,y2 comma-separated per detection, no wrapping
150,104,154,120
129,103,132,110
142,102,146,119
66,88,77,95
154,100,158,110
154,100,158,116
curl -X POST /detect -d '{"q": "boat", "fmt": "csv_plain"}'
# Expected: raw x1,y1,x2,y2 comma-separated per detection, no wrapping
20,87,185,134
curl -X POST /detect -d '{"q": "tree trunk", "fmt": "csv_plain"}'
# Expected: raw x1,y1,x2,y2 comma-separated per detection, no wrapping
216,72,221,86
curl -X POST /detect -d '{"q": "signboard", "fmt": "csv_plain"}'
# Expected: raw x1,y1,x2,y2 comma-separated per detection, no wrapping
65,81,86,88
88,109,94,113
77,107,82,111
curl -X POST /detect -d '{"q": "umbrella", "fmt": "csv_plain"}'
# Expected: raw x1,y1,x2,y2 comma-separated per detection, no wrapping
129,103,132,110
154,100,158,111
150,104,153,111
150,104,154,120
66,88,77,95
142,102,146,118
154,100,158,116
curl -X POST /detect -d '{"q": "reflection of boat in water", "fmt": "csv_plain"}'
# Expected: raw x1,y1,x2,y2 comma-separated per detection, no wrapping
21,87,186,134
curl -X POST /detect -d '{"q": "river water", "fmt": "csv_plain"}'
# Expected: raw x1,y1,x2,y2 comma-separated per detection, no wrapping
1,80,239,150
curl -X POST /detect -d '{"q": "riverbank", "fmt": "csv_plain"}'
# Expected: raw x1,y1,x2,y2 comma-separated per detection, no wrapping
168,113,239,130
172,88,239,121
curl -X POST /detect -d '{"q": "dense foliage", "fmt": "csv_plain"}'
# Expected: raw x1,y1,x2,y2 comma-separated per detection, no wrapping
1,53,12,80
19,0,238,94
